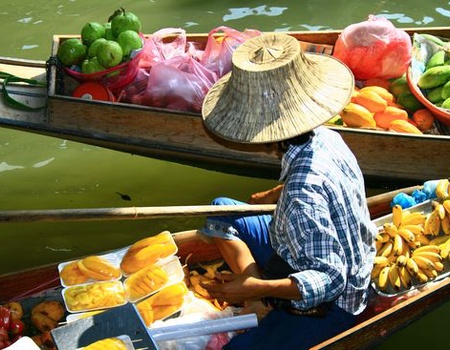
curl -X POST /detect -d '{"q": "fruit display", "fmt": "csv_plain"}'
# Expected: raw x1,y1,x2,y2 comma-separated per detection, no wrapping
120,231,178,275
56,7,143,75
417,39,450,109
336,76,432,134
0,302,25,349
59,255,121,286
123,256,184,303
63,281,126,312
372,178,450,293
136,282,189,326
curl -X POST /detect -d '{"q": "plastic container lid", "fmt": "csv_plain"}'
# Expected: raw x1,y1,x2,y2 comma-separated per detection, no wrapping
72,82,115,101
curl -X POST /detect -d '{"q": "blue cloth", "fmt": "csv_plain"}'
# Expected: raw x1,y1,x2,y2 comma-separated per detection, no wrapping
390,179,440,209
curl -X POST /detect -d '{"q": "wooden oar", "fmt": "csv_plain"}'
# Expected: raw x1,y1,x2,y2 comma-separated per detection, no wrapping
0,185,421,223
0,204,277,223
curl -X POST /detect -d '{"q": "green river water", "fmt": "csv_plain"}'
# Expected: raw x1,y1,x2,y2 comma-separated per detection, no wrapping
1,1,450,348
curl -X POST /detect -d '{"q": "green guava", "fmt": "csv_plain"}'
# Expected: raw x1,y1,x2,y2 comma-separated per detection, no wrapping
103,22,115,40
116,30,143,58
87,38,107,58
110,10,142,38
57,38,87,67
81,22,106,47
97,40,123,68
81,57,106,74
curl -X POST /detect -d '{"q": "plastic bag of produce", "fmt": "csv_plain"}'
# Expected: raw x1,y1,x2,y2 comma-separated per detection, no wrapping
139,27,203,69
201,26,261,77
141,54,218,112
333,15,411,80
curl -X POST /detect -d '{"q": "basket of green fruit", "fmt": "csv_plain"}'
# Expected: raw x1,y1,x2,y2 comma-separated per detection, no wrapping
56,8,144,92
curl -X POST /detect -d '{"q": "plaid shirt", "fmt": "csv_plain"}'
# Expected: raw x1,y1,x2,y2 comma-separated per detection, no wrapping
271,126,377,315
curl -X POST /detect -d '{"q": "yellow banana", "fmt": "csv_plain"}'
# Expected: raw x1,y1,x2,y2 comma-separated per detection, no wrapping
376,240,383,252
383,222,398,238
414,234,430,246
373,256,390,268
399,266,412,289
439,238,450,259
434,261,445,272
422,267,438,280
400,211,427,226
412,250,442,263
416,269,429,283
412,255,437,271
434,203,447,220
378,266,390,290
424,210,441,236
375,232,390,243
393,234,404,256
396,254,408,267
441,213,450,235
429,235,450,246
392,204,403,228
412,244,441,255
443,199,450,215
398,224,424,236
371,265,384,279
397,228,416,243
379,241,394,257
435,178,449,199
388,264,402,290
406,257,419,276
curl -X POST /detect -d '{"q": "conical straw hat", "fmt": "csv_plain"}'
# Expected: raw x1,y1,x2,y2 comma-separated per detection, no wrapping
202,33,354,144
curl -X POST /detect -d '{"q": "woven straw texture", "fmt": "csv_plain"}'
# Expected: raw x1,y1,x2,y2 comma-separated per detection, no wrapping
202,33,354,143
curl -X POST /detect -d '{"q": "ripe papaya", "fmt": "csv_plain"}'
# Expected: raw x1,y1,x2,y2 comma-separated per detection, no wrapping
388,119,423,135
353,90,388,113
340,102,376,128
373,106,408,130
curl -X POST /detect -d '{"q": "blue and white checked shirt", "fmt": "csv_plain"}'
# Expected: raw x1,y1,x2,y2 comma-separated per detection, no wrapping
271,126,377,315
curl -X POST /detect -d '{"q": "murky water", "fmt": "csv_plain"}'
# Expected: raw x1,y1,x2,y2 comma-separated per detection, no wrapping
1,1,450,348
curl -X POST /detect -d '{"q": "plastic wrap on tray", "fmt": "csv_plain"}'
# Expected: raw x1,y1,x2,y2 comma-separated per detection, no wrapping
120,231,178,276
63,280,127,313
58,252,122,287
124,255,184,303
136,281,189,327
371,199,450,297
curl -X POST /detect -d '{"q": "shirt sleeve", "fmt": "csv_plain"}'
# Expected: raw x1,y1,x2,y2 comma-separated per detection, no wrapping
283,193,347,310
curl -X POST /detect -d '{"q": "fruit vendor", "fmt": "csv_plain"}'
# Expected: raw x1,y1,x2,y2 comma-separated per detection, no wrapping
199,33,378,349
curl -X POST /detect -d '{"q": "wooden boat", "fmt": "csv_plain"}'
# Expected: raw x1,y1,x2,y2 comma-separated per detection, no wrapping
1,27,450,183
1,185,450,349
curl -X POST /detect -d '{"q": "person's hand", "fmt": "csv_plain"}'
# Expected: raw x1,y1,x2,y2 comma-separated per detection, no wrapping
200,272,263,305
248,184,284,204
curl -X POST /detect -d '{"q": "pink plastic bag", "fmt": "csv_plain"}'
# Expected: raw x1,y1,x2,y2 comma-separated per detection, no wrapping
141,54,218,112
333,15,412,80
139,28,188,69
200,26,261,77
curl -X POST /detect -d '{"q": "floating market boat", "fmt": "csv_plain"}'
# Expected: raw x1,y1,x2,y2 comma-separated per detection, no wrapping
2,185,450,349
0,27,450,182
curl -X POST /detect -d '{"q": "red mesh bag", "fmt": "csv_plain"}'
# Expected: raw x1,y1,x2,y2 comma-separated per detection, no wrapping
333,15,412,80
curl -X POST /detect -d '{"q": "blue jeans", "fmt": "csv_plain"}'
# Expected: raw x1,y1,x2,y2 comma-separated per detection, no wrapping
202,197,358,350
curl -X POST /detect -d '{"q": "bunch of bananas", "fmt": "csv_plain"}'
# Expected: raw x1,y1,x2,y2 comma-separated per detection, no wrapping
373,178,450,293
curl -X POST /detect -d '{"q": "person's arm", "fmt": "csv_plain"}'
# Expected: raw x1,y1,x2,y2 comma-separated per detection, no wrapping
248,184,284,204
201,273,301,305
